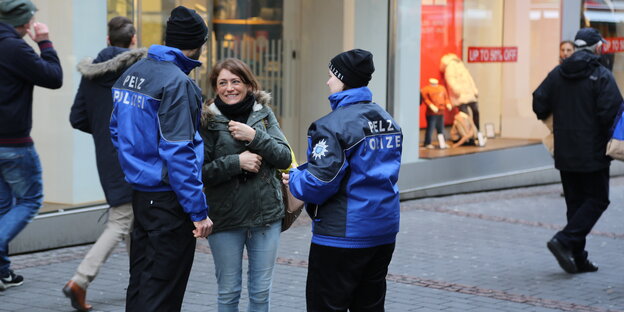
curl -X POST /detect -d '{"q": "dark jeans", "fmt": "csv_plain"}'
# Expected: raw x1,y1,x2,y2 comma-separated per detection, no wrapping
306,242,395,312
555,168,610,262
458,101,479,130
126,190,196,312
0,146,43,276
424,115,444,145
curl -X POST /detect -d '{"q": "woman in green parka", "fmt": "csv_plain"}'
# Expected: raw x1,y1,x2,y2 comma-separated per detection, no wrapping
200,58,291,311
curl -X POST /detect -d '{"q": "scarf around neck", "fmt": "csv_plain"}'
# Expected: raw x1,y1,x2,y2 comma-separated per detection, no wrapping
214,93,255,123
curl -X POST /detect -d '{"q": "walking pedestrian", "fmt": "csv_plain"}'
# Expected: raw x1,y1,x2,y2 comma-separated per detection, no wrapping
63,16,145,311
0,0,62,291
109,6,213,311
200,57,291,311
283,49,403,312
533,27,622,274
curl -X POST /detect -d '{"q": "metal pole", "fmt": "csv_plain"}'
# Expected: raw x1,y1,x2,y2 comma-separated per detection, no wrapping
386,0,397,116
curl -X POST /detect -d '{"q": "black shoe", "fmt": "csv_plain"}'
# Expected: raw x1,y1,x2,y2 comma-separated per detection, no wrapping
576,259,599,273
0,270,24,290
547,238,578,273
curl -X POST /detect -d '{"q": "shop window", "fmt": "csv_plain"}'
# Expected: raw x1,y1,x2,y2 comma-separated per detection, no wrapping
582,0,624,89
419,0,559,158
106,0,286,117
211,0,285,116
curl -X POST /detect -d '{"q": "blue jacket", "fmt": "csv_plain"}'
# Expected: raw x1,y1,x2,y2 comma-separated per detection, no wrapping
0,22,62,145
288,87,403,248
110,45,208,221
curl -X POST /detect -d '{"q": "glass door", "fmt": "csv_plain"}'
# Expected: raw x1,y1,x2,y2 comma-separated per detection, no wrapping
210,0,286,116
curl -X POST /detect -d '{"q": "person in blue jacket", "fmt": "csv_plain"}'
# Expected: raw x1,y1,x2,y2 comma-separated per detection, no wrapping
283,49,403,312
109,6,213,311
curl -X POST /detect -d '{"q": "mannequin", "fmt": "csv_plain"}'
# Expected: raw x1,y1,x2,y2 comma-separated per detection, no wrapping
450,111,479,148
421,78,452,149
440,53,480,130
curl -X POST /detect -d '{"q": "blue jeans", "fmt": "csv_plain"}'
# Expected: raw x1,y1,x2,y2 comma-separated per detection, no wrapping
0,146,43,276
424,115,444,145
208,220,281,312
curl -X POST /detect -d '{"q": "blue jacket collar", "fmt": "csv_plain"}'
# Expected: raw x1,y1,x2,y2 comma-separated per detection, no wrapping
147,45,201,75
328,87,373,111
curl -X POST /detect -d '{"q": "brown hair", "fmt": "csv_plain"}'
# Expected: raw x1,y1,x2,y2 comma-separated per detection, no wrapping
209,58,260,92
560,40,574,48
108,16,135,48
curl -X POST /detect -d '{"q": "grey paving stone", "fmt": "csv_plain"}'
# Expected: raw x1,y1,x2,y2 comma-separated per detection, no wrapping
4,178,624,311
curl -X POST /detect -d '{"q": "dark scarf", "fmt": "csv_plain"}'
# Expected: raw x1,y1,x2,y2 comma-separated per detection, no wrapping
214,93,255,123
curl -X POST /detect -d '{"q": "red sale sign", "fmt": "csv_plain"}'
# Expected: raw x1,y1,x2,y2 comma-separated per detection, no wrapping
467,47,518,63
602,37,624,54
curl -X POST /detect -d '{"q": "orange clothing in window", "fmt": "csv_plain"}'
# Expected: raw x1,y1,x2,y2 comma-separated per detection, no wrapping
421,84,450,116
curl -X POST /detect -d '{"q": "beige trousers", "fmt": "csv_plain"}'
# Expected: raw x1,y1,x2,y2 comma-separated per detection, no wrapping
71,202,133,288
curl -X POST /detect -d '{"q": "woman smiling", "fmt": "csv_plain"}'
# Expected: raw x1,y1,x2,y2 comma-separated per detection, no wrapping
199,58,291,312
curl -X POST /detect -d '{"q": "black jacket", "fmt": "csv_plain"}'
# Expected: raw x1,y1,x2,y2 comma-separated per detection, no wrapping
0,22,62,144
533,50,623,172
70,47,146,207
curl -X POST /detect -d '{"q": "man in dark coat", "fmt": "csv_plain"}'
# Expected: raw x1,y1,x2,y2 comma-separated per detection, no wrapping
0,0,62,291
533,27,622,274
63,16,145,312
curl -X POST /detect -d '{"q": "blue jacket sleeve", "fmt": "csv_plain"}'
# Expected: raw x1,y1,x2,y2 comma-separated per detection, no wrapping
288,122,348,204
158,80,208,222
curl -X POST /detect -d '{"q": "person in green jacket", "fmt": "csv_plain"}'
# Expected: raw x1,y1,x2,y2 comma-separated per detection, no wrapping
200,57,292,311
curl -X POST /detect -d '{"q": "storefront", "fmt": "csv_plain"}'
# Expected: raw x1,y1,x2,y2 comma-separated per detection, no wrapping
418,0,561,154
11,0,624,253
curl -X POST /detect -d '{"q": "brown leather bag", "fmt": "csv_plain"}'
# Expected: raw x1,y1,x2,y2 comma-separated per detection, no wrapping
281,182,304,231
280,146,304,231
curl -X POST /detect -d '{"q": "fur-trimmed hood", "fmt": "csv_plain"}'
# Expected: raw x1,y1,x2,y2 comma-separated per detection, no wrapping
77,47,147,87
201,90,272,126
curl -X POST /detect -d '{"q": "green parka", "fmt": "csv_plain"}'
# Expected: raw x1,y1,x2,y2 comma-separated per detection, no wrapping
200,91,292,233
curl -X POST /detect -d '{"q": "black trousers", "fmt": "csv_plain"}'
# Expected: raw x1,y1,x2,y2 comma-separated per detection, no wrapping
306,242,395,312
555,168,610,262
458,101,479,130
126,190,196,312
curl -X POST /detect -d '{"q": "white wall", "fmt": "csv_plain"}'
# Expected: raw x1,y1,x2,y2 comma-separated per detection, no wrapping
297,0,345,160
392,0,421,162
296,0,391,161
30,0,106,204
500,0,559,139
353,0,388,111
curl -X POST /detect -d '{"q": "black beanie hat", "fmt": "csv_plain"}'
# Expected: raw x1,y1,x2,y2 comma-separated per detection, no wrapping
329,49,375,88
165,6,208,50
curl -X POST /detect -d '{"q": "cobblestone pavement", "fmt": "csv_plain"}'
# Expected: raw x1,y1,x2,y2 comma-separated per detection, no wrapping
2,177,624,311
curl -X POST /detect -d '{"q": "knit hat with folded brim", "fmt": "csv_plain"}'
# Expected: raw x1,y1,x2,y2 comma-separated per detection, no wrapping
165,6,208,50
0,0,37,27
329,49,375,88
